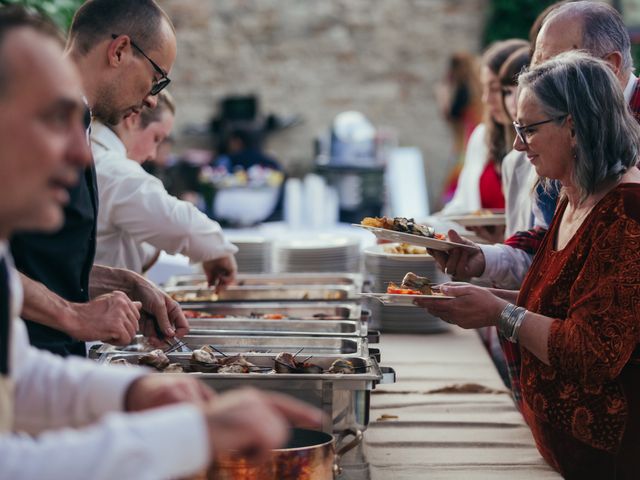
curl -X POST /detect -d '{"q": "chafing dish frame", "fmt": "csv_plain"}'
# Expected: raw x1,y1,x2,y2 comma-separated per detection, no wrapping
165,272,364,290
101,352,394,434
181,301,363,321
165,284,359,303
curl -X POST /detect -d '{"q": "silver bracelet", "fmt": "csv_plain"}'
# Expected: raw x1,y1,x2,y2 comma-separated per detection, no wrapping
498,303,527,343
509,306,527,343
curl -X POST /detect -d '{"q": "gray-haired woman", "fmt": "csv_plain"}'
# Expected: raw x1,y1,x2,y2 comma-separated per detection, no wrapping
416,51,640,478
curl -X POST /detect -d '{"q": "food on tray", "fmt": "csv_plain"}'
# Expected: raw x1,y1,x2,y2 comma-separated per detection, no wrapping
182,310,218,319
262,313,286,320
382,243,428,255
328,358,356,374
386,272,436,295
164,363,185,373
274,352,324,374
249,312,294,320
361,216,446,239
170,291,218,302
108,350,360,375
138,349,170,371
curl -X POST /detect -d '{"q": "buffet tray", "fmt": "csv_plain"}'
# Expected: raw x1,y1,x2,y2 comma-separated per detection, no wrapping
187,317,368,338
181,301,362,321
101,353,395,434
166,284,358,303
165,273,365,290
97,334,368,357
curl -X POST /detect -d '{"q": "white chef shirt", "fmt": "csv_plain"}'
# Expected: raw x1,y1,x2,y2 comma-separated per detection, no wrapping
91,121,237,273
0,243,210,479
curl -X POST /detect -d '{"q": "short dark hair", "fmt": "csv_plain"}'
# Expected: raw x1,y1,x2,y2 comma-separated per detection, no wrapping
68,0,173,55
139,90,175,128
0,5,64,95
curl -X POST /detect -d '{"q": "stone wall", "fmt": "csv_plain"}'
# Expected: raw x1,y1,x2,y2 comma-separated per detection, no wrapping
158,0,488,210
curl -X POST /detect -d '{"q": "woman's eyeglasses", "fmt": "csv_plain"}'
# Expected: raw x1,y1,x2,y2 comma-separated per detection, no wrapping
513,115,567,147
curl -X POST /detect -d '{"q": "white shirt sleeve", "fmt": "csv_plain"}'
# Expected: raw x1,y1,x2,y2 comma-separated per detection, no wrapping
476,243,533,290
2,406,209,480
436,123,487,216
98,155,237,263
5,319,209,479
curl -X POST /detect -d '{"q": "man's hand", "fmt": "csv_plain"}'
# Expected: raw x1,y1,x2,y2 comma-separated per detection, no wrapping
67,291,142,346
429,230,486,280
203,255,237,292
90,265,189,343
202,388,323,461
129,275,189,342
125,375,216,412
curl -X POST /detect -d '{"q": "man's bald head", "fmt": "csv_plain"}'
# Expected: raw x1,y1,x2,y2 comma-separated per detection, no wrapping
67,0,174,56
534,1,632,81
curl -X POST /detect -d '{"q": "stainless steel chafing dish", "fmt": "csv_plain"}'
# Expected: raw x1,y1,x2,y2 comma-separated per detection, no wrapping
101,352,395,434
187,317,368,338
165,272,365,290
98,334,368,357
165,284,359,303
181,301,362,321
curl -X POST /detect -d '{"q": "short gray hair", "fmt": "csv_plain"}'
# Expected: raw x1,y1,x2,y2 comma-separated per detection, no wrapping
546,1,633,73
518,51,640,200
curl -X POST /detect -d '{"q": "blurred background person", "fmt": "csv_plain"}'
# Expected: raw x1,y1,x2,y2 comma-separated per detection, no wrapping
435,39,527,238
436,52,483,205
92,91,238,287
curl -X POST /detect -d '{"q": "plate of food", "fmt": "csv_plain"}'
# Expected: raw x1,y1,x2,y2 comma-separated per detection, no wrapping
360,272,453,306
353,217,475,251
443,209,506,227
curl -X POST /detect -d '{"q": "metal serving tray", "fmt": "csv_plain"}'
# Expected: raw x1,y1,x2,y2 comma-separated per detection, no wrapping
166,285,358,303
165,272,364,290
182,301,362,321
98,334,368,357
188,317,368,337
101,353,395,433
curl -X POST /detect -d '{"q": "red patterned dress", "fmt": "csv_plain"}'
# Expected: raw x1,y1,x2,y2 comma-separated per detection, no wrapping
516,184,640,478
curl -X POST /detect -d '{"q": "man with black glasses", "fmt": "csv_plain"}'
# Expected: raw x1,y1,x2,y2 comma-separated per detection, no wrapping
11,0,200,356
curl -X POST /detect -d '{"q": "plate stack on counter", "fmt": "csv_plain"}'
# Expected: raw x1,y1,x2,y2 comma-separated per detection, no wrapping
226,236,273,273
91,271,395,476
273,235,361,273
363,243,450,333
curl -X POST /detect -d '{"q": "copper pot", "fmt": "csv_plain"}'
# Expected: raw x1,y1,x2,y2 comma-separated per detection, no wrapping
208,428,362,480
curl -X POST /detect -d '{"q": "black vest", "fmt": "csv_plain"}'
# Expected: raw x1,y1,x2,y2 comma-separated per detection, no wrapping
10,164,98,357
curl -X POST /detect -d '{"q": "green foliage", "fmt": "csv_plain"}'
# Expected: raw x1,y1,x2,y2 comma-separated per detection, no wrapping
0,0,83,31
483,0,559,45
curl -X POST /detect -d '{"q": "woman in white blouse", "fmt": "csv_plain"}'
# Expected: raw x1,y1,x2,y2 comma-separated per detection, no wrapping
92,92,238,288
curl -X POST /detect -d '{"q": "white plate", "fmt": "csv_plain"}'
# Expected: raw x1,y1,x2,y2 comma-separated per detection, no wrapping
363,243,435,262
353,225,475,251
360,292,453,306
443,213,506,227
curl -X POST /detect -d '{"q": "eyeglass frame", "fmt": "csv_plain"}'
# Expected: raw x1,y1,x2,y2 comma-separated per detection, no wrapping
111,34,171,96
512,114,568,147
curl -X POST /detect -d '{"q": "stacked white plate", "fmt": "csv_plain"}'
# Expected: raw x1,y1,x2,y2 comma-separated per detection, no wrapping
227,236,273,274
273,235,361,273
363,243,450,333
